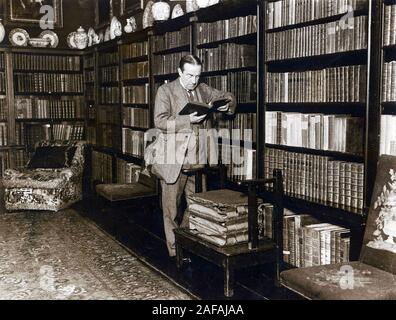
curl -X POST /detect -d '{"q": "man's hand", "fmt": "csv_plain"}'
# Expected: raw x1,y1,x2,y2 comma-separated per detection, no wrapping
209,101,230,112
189,112,206,123
217,103,230,112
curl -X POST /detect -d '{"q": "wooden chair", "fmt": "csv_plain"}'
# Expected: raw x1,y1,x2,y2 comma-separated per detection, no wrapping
174,167,284,297
280,155,396,300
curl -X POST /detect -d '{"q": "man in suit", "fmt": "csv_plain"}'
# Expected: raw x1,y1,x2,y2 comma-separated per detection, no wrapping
154,54,236,257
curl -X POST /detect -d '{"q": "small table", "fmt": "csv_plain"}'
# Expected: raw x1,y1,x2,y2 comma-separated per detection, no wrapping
174,228,278,297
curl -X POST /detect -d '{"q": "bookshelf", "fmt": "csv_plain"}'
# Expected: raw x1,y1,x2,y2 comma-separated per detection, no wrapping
83,49,97,145
260,0,377,263
11,50,85,153
97,43,121,151
121,31,151,160
0,47,86,174
193,0,258,182
380,0,396,155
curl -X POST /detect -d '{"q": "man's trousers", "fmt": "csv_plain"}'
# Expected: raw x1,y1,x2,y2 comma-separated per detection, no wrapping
161,173,207,257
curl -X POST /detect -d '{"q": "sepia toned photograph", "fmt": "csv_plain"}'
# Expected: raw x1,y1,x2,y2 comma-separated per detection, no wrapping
0,0,395,312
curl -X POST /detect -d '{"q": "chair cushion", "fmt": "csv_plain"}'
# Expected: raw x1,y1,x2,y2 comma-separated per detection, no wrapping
28,146,69,169
3,168,70,189
280,261,396,300
96,183,156,202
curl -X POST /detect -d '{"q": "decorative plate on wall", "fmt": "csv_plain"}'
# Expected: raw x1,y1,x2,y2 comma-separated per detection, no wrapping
142,1,154,29
9,28,29,47
67,32,77,49
39,30,59,48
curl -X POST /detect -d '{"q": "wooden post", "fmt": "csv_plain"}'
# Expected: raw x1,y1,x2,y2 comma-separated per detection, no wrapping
273,169,284,285
248,182,258,250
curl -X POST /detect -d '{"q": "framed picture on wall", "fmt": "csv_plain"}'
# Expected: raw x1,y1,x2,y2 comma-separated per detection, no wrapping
3,0,63,27
96,0,114,27
121,0,144,16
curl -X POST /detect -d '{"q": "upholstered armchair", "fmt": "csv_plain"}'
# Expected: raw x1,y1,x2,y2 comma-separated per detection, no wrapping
3,140,86,212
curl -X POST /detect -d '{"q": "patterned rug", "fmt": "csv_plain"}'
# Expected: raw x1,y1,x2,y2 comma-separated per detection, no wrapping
0,209,192,300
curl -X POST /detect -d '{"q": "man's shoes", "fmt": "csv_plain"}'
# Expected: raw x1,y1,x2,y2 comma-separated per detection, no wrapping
169,256,192,265
182,257,192,264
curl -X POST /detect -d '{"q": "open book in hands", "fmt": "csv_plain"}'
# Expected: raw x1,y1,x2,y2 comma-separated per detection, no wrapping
178,97,232,117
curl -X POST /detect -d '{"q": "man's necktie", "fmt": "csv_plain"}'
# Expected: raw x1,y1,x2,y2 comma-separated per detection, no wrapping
187,90,196,102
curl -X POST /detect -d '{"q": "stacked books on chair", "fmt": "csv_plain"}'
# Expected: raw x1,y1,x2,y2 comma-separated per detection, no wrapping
187,189,274,247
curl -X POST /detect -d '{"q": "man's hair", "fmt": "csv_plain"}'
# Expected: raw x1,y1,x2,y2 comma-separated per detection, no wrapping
179,55,203,71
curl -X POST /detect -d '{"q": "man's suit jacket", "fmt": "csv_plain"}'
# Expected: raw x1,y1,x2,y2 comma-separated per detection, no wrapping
153,78,236,184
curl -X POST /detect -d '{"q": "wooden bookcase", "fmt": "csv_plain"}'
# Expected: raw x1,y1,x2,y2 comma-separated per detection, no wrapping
380,0,396,155
261,0,372,262
0,47,85,173
193,0,258,181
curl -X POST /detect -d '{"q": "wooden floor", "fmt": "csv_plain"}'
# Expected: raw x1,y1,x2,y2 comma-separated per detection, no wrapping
77,198,301,300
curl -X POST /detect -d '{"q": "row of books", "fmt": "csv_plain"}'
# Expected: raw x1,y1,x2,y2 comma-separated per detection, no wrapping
384,4,396,47
53,124,84,141
266,65,367,103
201,71,257,103
266,0,367,29
265,112,364,155
217,112,257,143
14,73,84,93
0,123,8,146
122,107,150,128
282,212,350,267
197,44,256,72
99,87,120,104
0,150,10,177
264,148,364,213
197,15,257,45
219,144,256,180
12,54,81,71
92,151,113,184
122,41,149,59
382,61,396,102
0,72,5,92
266,15,368,61
84,55,95,69
123,61,149,80
152,27,190,53
122,128,145,157
259,208,351,267
100,66,119,83
98,51,119,67
0,97,8,120
116,159,141,183
15,98,85,119
122,85,149,104
153,51,190,75
380,115,396,156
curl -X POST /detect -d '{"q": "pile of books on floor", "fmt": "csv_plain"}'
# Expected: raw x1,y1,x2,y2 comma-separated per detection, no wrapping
187,189,274,247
